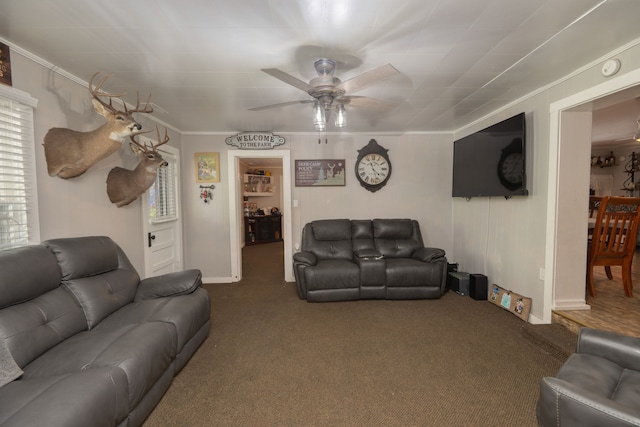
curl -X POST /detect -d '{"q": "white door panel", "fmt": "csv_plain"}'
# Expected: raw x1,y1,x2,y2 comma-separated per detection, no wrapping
142,142,182,279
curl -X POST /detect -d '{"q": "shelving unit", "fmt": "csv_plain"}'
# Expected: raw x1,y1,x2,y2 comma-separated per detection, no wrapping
243,174,274,197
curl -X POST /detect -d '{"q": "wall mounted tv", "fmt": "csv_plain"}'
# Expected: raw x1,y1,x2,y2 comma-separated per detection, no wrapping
452,112,528,199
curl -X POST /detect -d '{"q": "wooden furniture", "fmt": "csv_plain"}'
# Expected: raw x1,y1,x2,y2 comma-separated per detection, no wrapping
588,195,603,218
244,215,282,245
587,196,640,297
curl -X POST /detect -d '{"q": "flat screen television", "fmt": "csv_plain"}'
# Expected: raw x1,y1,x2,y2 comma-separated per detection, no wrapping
452,112,528,199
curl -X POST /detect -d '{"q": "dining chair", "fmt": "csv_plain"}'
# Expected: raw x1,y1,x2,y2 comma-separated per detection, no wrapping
587,196,640,297
588,195,603,218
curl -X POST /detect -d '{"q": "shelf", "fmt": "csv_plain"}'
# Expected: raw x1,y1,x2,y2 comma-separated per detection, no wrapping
244,192,274,197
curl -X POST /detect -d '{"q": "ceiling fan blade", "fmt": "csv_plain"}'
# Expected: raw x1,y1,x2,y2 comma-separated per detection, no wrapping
343,96,400,110
249,99,313,111
261,68,314,93
336,63,399,95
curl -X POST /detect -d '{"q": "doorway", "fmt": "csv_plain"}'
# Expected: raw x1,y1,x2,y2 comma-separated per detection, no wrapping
227,150,293,283
549,67,640,322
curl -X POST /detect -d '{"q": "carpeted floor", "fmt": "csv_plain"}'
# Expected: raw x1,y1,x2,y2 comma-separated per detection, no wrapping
143,242,573,426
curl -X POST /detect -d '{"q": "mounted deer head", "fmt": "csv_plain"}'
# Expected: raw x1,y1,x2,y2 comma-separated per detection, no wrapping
106,127,169,207
44,72,153,179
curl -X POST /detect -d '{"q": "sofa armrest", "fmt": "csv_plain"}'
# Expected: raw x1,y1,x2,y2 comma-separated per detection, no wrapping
134,269,202,301
293,251,317,266
537,376,640,427
577,328,640,371
412,247,446,262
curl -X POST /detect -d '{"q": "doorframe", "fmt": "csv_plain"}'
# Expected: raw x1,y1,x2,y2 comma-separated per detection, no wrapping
227,150,293,282
546,67,640,321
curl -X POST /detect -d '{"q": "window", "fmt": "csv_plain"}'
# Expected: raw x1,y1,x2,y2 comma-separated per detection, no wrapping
148,150,178,224
0,85,38,249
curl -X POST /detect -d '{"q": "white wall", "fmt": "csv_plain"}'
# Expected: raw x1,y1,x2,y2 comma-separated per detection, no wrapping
180,132,454,281
453,39,640,322
9,52,182,273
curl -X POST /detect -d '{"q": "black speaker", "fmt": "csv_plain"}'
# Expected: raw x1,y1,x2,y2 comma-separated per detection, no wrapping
448,272,469,296
469,274,488,300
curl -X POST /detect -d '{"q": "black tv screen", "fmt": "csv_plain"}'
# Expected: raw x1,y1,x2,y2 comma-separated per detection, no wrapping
452,112,528,198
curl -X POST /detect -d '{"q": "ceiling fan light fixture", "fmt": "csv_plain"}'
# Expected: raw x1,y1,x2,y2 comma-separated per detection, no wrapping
335,104,347,127
314,58,336,76
313,101,326,131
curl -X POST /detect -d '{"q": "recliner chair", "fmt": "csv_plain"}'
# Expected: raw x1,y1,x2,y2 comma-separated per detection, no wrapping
536,327,640,426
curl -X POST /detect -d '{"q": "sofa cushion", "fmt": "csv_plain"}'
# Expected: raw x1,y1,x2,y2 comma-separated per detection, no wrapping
352,219,375,252
304,220,353,261
0,244,88,368
311,219,352,240
0,367,129,427
385,258,444,287
44,237,140,329
23,321,176,410
373,219,423,258
0,245,62,309
304,260,360,291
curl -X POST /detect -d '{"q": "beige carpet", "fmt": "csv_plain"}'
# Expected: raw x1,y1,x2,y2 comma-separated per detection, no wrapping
143,242,569,426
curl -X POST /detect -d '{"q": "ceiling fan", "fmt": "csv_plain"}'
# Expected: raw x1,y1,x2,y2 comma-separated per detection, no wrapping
250,59,400,130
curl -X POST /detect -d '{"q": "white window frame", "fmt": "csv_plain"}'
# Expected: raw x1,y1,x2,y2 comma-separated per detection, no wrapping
0,84,39,249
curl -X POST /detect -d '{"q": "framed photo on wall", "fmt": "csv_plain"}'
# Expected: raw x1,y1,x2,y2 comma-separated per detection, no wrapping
194,152,220,183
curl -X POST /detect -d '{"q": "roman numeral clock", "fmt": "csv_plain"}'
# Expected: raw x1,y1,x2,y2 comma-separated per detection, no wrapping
355,139,392,192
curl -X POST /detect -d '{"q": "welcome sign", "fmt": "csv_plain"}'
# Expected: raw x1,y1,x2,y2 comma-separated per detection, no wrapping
225,132,286,150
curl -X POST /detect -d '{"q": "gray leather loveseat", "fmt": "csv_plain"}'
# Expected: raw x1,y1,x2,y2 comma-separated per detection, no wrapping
0,236,211,427
293,219,447,302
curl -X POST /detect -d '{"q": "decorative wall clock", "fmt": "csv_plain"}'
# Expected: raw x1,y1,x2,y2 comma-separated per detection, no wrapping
355,139,392,192
497,138,524,191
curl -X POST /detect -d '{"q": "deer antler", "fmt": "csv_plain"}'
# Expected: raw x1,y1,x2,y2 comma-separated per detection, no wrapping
89,72,153,114
129,126,169,152
89,72,126,113
125,90,154,114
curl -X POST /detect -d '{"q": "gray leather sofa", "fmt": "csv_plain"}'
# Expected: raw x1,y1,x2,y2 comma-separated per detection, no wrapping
536,327,640,426
293,219,447,302
0,236,211,427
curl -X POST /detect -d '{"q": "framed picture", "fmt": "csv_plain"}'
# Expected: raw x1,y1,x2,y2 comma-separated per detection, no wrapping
295,159,345,187
194,152,220,183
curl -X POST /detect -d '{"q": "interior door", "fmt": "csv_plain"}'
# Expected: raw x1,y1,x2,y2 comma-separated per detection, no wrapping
141,143,183,278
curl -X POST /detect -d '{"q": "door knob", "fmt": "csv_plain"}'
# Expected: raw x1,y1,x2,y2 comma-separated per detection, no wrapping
148,233,156,247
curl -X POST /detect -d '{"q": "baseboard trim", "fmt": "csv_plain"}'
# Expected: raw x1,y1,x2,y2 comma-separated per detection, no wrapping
202,276,234,284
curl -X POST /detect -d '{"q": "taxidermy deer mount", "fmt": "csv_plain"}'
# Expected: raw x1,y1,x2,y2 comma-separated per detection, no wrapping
106,127,169,208
44,72,153,179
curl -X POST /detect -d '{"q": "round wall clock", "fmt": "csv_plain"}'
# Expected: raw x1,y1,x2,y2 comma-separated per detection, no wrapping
497,138,524,191
355,139,392,192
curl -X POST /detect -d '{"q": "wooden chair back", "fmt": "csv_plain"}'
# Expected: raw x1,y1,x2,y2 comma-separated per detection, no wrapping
587,196,640,297
589,195,603,218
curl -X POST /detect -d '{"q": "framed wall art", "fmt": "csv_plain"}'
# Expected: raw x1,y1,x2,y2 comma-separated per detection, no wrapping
295,159,345,187
194,152,220,183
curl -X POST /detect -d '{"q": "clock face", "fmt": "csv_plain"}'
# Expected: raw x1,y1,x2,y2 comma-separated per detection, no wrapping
357,153,390,187
499,152,523,185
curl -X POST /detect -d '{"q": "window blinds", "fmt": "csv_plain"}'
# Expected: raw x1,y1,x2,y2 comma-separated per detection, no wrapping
150,153,178,223
0,96,35,249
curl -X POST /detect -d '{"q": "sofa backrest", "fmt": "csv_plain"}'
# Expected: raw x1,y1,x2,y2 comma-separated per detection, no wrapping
44,236,140,329
351,220,375,252
373,219,424,258
0,245,87,368
302,219,353,260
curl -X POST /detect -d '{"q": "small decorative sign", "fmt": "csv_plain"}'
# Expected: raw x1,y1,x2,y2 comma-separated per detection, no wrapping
295,159,345,187
194,152,220,183
225,132,286,150
0,41,12,87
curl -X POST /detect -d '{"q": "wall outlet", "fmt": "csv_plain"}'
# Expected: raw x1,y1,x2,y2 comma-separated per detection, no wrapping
539,268,545,281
